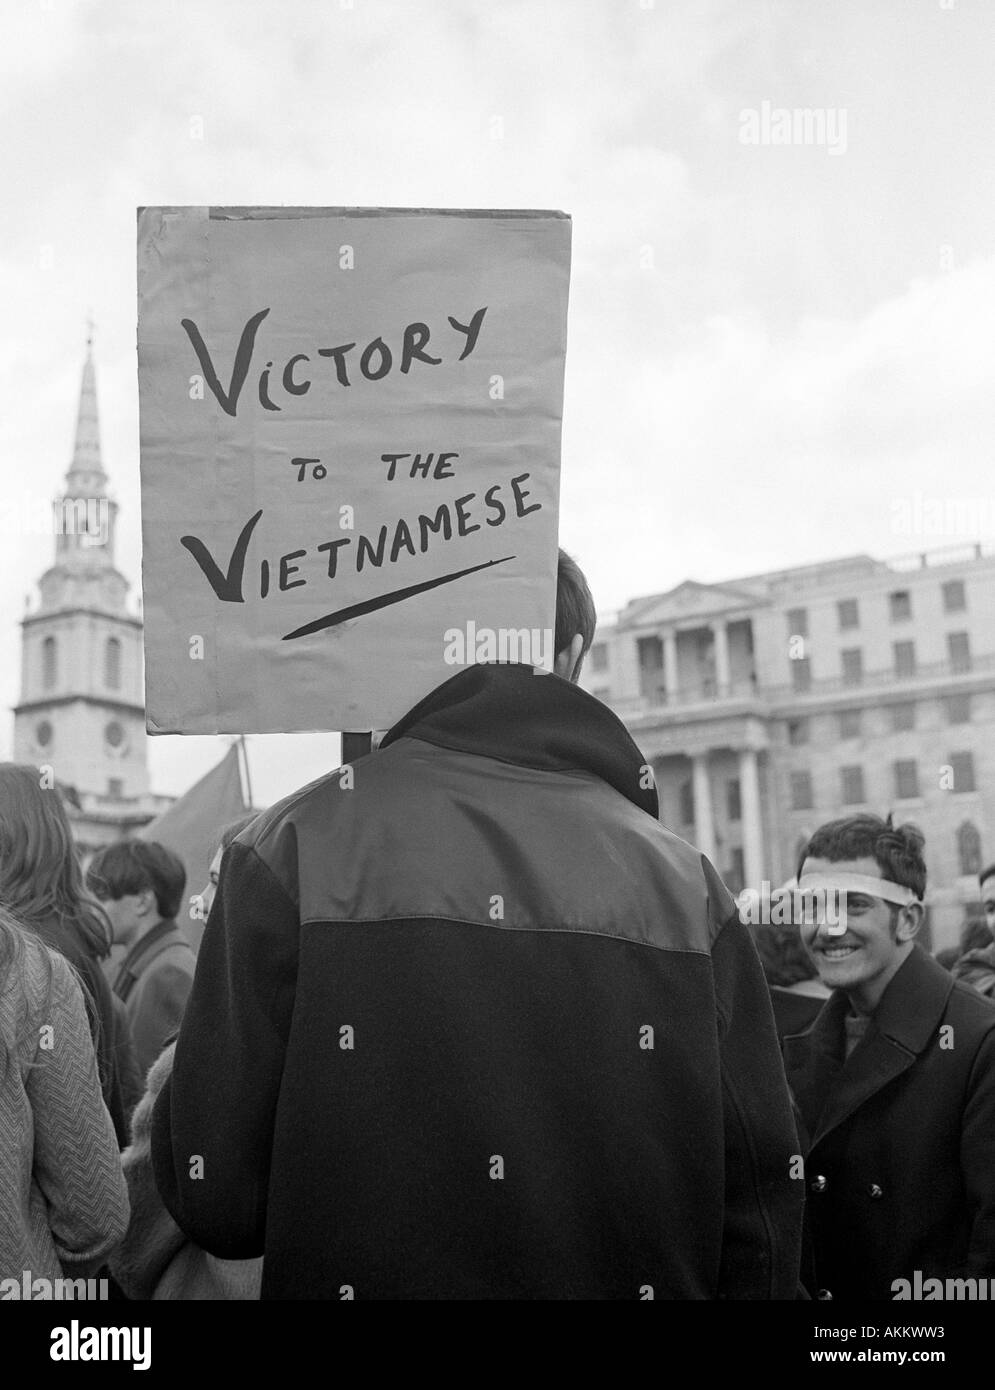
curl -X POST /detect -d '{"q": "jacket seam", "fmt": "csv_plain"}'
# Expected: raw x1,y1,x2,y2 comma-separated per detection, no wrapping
719,1069,778,1299
297,913,712,956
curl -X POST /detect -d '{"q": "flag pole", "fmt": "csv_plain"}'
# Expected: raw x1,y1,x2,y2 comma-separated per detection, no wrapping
238,734,254,810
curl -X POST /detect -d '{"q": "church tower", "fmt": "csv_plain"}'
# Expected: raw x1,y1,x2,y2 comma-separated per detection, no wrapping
13,335,152,809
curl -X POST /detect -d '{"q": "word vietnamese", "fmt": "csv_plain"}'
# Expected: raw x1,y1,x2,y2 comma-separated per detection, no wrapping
180,471,541,626
182,307,488,418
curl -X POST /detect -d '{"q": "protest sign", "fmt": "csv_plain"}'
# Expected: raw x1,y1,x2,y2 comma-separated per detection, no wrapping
137,206,571,733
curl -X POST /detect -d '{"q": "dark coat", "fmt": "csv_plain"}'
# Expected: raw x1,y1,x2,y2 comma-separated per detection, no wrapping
153,664,803,1300
769,985,827,1042
953,943,995,999
34,912,139,1147
113,918,196,1080
784,946,995,1300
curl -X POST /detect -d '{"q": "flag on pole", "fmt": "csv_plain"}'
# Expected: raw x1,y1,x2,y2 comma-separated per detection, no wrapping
139,744,249,952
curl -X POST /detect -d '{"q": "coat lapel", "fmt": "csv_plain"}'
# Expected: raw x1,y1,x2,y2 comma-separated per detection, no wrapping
811,1030,916,1141
783,992,848,1141
783,948,954,1147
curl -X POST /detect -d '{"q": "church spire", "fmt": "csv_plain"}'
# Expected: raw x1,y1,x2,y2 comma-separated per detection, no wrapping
52,326,118,570
65,321,108,493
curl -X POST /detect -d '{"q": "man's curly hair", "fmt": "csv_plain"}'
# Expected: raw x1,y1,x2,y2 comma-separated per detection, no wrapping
796,812,926,901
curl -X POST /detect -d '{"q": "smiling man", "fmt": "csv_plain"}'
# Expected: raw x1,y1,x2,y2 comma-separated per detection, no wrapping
784,814,995,1301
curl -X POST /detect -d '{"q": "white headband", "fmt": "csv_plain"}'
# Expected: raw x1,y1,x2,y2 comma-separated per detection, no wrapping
796,871,922,908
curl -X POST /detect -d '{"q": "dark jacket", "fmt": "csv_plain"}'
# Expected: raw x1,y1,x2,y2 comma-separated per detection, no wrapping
784,946,995,1300
113,918,196,1080
952,943,995,999
153,664,803,1300
34,912,139,1148
769,985,828,1042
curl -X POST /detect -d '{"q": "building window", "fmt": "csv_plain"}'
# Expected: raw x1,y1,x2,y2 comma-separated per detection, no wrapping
107,778,123,798
679,779,694,825
637,635,664,701
894,759,920,800
837,599,859,630
893,640,916,678
590,642,608,672
839,709,861,739
105,721,125,749
942,579,966,613
947,631,971,673
891,702,916,731
790,771,813,811
728,848,745,895
35,720,53,748
637,636,662,669
787,608,808,639
949,752,976,794
791,657,812,693
105,636,122,689
841,648,863,686
945,693,971,724
727,779,742,821
841,765,865,805
957,822,983,877
787,718,809,746
42,636,57,689
889,590,912,622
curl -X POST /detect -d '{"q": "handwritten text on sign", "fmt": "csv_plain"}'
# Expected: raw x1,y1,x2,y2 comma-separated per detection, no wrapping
137,208,570,733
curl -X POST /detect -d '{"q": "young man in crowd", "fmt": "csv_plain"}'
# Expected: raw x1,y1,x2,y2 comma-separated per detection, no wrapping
786,814,995,1300
87,840,194,1079
953,862,995,999
152,551,803,1300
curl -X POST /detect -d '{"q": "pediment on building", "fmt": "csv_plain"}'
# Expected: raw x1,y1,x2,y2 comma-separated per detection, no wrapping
622,579,762,628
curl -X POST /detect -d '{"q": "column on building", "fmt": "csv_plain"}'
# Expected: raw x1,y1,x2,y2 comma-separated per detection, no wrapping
663,629,679,704
691,751,716,863
613,632,642,700
738,747,765,891
712,619,731,695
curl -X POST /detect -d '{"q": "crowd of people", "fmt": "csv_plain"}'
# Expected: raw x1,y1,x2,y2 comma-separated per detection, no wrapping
2,551,994,1300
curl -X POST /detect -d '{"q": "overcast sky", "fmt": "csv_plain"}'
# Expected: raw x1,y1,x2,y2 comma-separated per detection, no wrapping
2,0,993,807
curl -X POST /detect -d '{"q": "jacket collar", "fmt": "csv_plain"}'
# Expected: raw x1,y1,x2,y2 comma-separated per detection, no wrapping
113,917,187,999
380,663,659,819
871,946,955,1051
783,947,952,1145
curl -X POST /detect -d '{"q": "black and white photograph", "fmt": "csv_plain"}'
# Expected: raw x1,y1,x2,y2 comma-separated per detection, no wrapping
1,0,993,1362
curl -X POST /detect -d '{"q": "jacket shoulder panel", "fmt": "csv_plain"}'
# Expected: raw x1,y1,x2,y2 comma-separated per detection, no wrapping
245,739,729,955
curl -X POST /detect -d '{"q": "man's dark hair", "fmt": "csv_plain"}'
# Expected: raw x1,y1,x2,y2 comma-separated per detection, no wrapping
215,812,257,860
86,839,187,920
979,862,995,892
796,812,926,902
555,549,597,660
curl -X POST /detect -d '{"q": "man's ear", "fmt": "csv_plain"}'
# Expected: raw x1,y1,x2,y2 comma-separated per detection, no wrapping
554,633,585,683
896,901,924,943
138,888,157,917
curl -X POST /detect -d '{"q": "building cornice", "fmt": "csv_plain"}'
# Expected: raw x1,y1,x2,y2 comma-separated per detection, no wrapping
21,606,143,630
13,694,146,718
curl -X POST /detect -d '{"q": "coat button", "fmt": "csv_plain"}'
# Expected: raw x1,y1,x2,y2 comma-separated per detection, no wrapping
817,1289,833,1301
810,1175,828,1193
868,1183,883,1199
